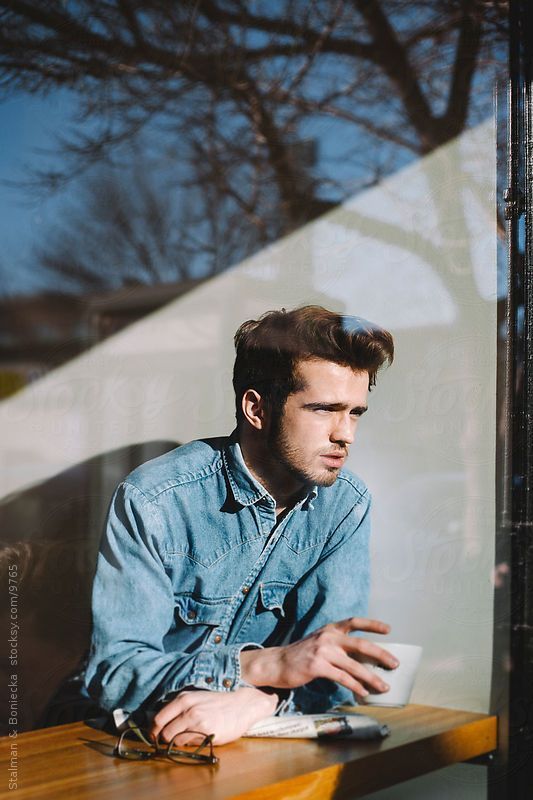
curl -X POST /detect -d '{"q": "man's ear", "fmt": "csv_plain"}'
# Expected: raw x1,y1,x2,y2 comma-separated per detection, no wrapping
241,389,268,431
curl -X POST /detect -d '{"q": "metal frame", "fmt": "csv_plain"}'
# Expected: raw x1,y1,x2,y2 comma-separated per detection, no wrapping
490,1,533,797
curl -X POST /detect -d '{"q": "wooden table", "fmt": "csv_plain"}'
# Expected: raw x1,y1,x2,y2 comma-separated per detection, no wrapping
0,705,497,800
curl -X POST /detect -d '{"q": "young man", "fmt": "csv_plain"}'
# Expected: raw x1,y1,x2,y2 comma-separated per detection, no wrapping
86,306,397,746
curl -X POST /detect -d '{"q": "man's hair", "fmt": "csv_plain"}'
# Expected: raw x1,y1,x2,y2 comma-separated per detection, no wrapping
233,305,394,424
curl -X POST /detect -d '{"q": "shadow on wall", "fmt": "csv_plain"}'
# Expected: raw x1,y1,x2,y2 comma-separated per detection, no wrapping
0,439,178,734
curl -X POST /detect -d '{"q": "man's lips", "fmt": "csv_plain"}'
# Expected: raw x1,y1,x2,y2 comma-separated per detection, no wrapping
320,452,347,467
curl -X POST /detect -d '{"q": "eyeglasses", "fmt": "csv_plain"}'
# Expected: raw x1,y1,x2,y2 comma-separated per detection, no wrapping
114,723,218,766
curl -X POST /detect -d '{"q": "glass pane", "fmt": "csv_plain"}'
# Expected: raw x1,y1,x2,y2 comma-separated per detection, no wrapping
0,9,508,782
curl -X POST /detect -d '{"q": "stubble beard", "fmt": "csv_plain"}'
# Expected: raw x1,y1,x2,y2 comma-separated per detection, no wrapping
267,411,339,488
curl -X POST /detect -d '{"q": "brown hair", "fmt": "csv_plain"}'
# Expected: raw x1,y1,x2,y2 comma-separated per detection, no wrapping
233,305,394,424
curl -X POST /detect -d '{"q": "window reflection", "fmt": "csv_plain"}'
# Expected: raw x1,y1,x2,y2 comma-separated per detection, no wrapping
0,2,507,387
0,1,508,737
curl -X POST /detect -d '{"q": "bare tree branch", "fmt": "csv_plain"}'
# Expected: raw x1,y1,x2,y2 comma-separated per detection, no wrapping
353,0,438,151
0,1,506,294
442,0,483,137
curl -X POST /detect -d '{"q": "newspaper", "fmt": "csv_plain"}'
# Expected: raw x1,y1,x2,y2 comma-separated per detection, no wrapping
113,708,390,741
244,713,390,740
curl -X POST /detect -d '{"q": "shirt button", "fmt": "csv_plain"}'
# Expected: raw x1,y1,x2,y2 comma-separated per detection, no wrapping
205,676,214,684
222,678,233,689
187,610,197,620
241,586,250,595
213,635,222,644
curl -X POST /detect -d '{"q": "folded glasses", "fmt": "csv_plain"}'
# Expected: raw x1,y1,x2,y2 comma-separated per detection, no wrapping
114,723,218,766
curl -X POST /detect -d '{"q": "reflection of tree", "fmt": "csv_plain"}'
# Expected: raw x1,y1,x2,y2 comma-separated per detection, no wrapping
0,0,507,290
37,163,198,291
0,2,509,727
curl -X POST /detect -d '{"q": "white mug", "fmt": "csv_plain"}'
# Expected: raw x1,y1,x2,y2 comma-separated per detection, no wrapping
359,643,422,707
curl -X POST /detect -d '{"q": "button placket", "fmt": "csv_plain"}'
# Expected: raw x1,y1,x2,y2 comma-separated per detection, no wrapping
222,507,299,645
202,499,303,685
206,503,276,648
195,501,304,692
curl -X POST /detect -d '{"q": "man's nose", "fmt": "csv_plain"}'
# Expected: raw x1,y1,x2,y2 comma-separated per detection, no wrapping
330,416,354,445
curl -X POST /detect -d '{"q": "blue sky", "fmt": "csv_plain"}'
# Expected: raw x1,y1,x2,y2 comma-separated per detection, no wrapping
0,91,76,295
0,45,503,300
0,85,411,298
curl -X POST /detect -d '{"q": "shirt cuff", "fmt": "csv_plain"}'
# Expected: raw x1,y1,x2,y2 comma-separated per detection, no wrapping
183,642,264,692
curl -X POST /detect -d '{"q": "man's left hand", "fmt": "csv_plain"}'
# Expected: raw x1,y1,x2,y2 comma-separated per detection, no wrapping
149,686,278,746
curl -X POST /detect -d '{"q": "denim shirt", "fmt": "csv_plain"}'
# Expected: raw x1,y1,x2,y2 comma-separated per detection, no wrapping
85,434,371,715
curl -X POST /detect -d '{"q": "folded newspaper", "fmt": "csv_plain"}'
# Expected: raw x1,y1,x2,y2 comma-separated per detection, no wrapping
244,713,389,740
113,708,389,741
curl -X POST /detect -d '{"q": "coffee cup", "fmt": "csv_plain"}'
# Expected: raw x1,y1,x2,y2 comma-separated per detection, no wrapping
359,643,422,707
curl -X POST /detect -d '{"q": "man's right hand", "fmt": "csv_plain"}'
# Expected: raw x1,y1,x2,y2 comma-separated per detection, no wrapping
240,617,398,700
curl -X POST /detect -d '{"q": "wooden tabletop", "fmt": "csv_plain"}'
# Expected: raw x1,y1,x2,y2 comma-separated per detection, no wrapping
0,705,497,800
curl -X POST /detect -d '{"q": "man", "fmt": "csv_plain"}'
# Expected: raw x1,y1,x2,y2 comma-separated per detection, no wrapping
86,305,397,746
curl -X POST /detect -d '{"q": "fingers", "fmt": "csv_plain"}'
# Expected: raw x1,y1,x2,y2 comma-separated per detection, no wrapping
152,701,212,745
343,637,399,670
151,693,194,740
329,618,398,670
327,665,369,699
161,722,206,747
332,651,391,696
325,660,388,699
335,617,391,636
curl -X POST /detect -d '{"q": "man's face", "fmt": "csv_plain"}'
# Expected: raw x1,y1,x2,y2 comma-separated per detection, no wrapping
268,359,369,488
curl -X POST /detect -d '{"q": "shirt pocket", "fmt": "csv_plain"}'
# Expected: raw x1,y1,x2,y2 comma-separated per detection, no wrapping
258,581,294,619
174,595,226,627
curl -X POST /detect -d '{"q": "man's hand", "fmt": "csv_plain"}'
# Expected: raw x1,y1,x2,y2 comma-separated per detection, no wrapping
240,617,398,700
150,686,278,746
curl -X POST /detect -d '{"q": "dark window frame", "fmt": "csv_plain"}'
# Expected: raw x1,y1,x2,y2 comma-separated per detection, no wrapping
490,2,533,798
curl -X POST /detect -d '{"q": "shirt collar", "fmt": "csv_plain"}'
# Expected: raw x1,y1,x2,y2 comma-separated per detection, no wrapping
223,431,318,509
